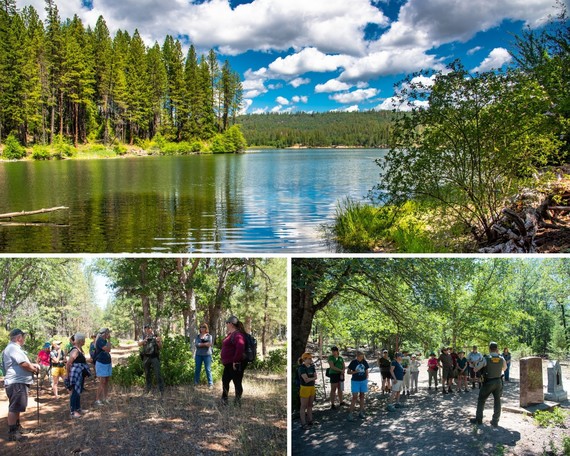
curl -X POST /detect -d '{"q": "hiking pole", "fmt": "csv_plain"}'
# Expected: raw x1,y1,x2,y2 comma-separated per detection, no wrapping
36,372,40,428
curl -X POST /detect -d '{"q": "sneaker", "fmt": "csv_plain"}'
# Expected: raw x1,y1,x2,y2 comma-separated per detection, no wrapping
94,400,104,406
347,413,355,422
331,404,336,410
469,418,482,425
358,412,365,419
490,421,499,427
386,404,396,412
70,412,82,419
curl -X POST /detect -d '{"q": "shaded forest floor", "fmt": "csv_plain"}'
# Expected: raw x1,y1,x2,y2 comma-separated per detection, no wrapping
0,344,286,456
293,359,570,456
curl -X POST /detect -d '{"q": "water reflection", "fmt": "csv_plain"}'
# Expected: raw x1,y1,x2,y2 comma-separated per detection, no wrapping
0,149,386,253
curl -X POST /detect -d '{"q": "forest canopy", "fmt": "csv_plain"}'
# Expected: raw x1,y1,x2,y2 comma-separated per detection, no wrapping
292,257,570,364
0,257,287,358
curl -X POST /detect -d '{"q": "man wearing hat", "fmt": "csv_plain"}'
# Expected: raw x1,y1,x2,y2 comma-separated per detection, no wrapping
3,329,40,441
469,342,507,426
138,324,164,395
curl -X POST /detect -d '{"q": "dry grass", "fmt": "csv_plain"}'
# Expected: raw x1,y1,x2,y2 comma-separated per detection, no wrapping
1,371,286,456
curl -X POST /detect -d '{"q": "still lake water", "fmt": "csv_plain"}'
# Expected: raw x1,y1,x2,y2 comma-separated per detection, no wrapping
0,148,386,253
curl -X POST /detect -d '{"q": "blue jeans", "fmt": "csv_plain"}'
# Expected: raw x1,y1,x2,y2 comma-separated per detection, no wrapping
70,377,83,413
194,355,213,385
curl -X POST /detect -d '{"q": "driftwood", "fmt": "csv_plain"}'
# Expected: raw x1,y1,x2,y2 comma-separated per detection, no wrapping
0,206,68,219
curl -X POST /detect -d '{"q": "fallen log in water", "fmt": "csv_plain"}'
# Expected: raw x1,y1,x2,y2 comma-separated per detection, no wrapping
0,206,69,219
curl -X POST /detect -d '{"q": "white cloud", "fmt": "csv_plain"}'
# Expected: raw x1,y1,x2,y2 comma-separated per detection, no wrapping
252,107,269,114
241,98,254,114
242,67,269,99
276,96,289,105
330,88,379,104
467,46,483,55
292,96,309,103
315,79,352,93
471,47,512,72
269,47,351,76
343,105,360,112
375,97,428,112
289,77,311,88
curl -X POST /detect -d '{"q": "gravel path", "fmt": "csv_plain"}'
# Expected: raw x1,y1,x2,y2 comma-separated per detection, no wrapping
293,358,570,456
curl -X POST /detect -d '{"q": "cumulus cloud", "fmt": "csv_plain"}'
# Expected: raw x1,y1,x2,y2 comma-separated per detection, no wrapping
471,47,512,72
375,97,428,112
289,77,311,88
315,79,353,93
292,95,309,103
276,96,290,105
343,105,360,112
330,88,379,104
242,67,270,99
269,47,351,77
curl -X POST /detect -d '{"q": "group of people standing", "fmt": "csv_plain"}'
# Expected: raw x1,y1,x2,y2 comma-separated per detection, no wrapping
2,315,249,441
298,342,511,430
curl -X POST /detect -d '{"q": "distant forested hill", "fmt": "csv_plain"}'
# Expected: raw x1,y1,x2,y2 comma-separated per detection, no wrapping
236,111,397,148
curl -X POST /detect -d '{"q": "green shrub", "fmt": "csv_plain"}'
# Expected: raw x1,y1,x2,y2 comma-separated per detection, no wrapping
3,134,26,160
113,143,127,155
534,407,568,427
563,436,570,455
32,145,51,160
112,335,223,388
251,348,287,373
52,135,76,158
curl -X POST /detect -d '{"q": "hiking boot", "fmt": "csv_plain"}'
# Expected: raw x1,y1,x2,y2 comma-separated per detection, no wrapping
386,404,396,412
469,418,482,425
8,430,25,442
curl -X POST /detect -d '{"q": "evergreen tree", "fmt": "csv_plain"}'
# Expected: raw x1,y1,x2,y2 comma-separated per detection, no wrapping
91,15,113,144
146,42,167,138
125,29,149,143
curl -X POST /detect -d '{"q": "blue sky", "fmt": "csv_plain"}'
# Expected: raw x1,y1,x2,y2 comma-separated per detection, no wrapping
20,0,569,113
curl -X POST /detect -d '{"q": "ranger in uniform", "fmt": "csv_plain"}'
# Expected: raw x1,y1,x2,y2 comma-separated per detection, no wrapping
470,341,507,426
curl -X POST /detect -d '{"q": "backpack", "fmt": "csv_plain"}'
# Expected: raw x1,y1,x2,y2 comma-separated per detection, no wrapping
232,331,257,364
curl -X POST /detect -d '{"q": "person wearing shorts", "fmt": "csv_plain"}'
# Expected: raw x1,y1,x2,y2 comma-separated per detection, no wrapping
50,341,66,398
456,351,468,392
347,351,369,421
94,328,112,406
387,352,405,411
327,346,345,409
3,328,40,441
378,349,392,394
438,347,454,394
298,353,316,430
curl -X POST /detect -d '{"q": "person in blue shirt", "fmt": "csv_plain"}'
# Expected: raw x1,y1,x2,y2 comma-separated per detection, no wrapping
94,328,112,406
387,352,405,412
347,351,369,421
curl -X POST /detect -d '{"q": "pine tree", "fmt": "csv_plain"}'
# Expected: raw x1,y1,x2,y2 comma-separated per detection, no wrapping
91,15,113,144
146,42,167,138
125,29,149,143
44,0,64,143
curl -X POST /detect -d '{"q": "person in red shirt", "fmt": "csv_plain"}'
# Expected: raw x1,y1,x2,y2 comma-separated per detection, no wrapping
36,342,52,389
220,315,246,405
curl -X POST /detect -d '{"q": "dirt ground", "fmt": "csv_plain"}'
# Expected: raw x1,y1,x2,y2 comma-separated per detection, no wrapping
293,358,570,456
0,344,286,456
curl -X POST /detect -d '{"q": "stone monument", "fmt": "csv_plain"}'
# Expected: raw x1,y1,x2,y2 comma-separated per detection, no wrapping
545,360,567,402
520,356,543,407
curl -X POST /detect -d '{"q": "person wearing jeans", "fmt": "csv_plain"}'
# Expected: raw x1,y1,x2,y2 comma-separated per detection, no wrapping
194,323,213,387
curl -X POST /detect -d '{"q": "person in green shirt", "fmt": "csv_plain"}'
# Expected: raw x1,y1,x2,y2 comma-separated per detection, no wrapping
327,346,346,409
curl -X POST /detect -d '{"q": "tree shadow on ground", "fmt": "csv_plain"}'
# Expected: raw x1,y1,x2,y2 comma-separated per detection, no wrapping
294,380,521,456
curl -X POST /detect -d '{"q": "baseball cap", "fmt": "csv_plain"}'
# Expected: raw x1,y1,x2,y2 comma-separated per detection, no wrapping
489,341,498,351
43,342,51,348
9,328,25,338
226,316,239,325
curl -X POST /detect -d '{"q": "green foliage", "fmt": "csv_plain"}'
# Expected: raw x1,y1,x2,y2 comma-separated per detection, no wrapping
534,407,569,427
31,145,51,160
548,322,569,359
2,133,26,159
113,143,127,155
112,336,223,387
563,436,570,456
251,348,287,373
52,135,76,159
380,61,562,244
333,199,442,253
238,111,397,148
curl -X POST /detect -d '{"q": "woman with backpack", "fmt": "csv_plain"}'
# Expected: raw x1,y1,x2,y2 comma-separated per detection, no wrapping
194,323,214,388
220,315,246,406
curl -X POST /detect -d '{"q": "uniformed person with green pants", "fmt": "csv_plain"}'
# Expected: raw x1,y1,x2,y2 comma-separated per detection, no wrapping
469,341,507,426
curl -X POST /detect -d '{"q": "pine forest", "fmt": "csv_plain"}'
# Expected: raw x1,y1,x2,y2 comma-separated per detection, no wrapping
0,0,244,151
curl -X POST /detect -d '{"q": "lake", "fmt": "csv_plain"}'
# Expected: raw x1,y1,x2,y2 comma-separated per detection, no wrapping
0,149,387,253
